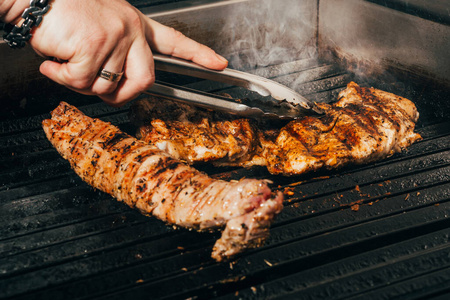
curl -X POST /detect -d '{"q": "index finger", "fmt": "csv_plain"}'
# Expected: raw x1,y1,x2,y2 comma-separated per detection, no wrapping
144,18,228,70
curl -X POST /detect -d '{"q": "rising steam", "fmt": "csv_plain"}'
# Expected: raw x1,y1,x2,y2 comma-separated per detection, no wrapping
218,0,318,76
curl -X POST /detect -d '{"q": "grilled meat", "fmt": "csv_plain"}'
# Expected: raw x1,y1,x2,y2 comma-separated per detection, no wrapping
133,82,421,175
42,102,283,261
261,82,422,175
130,97,258,165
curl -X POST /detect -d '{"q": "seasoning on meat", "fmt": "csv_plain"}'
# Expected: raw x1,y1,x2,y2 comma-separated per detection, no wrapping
133,82,422,175
130,97,259,165
260,81,422,175
42,102,283,262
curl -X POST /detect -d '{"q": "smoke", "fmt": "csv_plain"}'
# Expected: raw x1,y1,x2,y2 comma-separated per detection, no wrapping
218,0,318,77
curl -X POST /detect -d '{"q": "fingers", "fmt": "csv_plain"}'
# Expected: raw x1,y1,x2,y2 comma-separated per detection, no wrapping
91,42,128,96
37,2,226,107
145,18,228,70
98,37,155,106
40,58,99,90
42,37,155,107
40,39,128,96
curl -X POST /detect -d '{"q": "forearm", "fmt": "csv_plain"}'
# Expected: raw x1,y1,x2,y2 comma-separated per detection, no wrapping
0,0,30,24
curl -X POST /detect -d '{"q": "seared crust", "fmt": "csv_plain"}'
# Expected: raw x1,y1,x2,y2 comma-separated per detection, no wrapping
133,82,421,176
131,97,259,165
42,102,283,261
262,82,421,175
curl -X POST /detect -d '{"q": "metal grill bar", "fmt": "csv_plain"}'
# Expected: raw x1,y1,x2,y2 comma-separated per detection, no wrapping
0,57,449,300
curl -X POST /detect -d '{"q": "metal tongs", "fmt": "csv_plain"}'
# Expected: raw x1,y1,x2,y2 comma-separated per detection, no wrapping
143,54,324,120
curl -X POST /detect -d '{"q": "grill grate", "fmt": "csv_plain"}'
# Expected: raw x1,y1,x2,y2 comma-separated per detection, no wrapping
0,56,449,300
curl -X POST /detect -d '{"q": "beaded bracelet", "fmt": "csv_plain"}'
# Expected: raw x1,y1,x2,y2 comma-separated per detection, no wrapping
3,0,51,48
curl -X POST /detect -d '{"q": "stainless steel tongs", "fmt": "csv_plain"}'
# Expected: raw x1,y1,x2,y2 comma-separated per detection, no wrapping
143,54,323,120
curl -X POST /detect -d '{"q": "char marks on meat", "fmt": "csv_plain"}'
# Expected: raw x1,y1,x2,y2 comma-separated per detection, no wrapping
133,82,421,175
262,81,421,175
42,102,283,261
130,97,259,165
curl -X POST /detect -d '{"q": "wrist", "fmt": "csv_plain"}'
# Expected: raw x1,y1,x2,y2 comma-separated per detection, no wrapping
2,0,52,48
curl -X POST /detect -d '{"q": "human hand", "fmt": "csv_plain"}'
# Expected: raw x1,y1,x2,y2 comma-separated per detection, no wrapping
21,0,228,106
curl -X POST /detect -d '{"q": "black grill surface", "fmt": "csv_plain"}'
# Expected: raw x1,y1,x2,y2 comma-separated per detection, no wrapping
0,57,449,300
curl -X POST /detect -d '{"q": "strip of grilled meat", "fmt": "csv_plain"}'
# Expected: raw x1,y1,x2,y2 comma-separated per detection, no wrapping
133,82,421,176
261,81,422,175
42,102,283,261
130,97,259,165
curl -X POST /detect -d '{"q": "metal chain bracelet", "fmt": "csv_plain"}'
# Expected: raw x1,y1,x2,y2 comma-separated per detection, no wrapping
3,0,51,48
